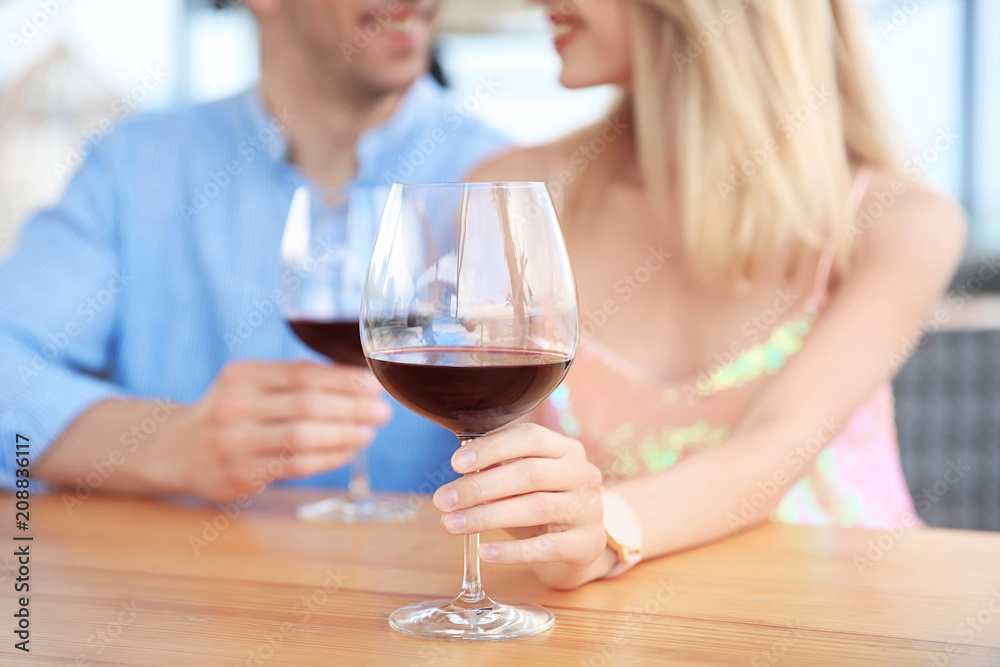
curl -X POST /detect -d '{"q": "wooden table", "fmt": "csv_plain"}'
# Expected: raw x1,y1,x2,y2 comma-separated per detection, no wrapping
3,490,999,666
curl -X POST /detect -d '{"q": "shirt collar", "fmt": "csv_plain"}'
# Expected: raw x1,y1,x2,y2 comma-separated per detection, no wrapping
240,75,446,178
240,87,291,162
356,75,444,178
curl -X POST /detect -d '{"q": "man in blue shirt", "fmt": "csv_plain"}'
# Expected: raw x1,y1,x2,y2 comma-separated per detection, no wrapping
0,0,510,501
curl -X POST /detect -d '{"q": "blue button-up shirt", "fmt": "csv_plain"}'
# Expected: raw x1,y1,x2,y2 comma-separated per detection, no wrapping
0,76,511,491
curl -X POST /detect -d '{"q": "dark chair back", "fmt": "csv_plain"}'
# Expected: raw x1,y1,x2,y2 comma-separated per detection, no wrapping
893,329,1000,531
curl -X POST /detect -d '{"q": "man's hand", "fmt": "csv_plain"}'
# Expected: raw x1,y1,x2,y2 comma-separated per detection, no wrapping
37,360,392,503
155,360,391,501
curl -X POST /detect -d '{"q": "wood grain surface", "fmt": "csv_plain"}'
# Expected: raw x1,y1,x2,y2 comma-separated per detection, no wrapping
2,489,998,666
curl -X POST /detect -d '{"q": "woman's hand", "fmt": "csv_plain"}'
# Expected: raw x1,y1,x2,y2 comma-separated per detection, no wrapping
432,423,614,590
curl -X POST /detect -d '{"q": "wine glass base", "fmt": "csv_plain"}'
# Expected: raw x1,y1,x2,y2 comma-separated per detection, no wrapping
389,596,554,641
297,495,418,524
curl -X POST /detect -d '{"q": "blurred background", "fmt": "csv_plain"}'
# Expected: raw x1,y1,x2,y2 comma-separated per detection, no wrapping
0,0,997,529
0,0,997,256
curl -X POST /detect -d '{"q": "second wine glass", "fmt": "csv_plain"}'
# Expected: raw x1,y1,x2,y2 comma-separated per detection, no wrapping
280,184,417,523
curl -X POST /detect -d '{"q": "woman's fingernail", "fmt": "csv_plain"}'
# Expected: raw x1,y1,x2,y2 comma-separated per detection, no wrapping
442,512,467,531
453,449,477,472
480,544,499,562
436,487,458,510
357,426,375,442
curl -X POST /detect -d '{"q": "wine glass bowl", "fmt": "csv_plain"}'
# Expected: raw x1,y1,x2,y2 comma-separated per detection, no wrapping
279,184,418,523
361,182,578,640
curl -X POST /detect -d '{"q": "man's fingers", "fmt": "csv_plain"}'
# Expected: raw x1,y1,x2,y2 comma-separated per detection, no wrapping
219,360,381,395
214,391,392,426
217,420,375,457
248,450,358,481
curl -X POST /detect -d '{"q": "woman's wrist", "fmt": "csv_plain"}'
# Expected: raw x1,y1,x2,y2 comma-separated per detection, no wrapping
533,546,618,590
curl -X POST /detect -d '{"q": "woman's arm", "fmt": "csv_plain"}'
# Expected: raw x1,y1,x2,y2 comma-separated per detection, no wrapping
430,173,965,589
612,174,966,558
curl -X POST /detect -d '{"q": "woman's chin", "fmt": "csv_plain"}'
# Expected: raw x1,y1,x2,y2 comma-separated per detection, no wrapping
558,69,604,90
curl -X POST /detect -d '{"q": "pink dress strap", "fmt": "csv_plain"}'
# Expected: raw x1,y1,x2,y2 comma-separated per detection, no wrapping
806,167,874,312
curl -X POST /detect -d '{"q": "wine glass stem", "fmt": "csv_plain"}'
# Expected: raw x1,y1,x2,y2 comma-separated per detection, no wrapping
457,435,486,605
348,450,372,499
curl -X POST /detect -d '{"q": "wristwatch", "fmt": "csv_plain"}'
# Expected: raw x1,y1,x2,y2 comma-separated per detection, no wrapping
601,489,643,579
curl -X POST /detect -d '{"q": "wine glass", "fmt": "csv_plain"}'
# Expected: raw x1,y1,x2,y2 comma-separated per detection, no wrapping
279,184,418,523
361,183,578,641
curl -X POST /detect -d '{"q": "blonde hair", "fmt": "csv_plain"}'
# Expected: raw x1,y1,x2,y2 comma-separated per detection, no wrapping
569,0,900,290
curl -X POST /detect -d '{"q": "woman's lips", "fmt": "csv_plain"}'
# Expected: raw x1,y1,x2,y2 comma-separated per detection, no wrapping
549,13,578,52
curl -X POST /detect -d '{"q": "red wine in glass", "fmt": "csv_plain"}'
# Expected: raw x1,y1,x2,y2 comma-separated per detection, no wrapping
288,319,365,367
368,347,571,435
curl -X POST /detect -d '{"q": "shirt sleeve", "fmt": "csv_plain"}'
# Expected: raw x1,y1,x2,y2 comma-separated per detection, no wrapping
0,136,128,488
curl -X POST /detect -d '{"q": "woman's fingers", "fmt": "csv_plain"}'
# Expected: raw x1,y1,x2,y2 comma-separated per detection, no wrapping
450,423,581,474
433,456,592,511
440,491,601,535
479,528,606,566
430,423,606,571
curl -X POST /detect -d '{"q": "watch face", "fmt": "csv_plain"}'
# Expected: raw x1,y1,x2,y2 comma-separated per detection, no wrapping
602,491,643,551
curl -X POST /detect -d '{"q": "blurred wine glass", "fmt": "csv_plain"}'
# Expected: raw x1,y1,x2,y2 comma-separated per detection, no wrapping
280,184,417,523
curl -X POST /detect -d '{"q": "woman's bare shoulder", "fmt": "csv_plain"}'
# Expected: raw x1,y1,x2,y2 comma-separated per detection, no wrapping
853,168,966,257
845,167,967,292
466,138,579,183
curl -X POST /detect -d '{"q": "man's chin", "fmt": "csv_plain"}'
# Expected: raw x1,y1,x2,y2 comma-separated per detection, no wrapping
356,60,430,95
